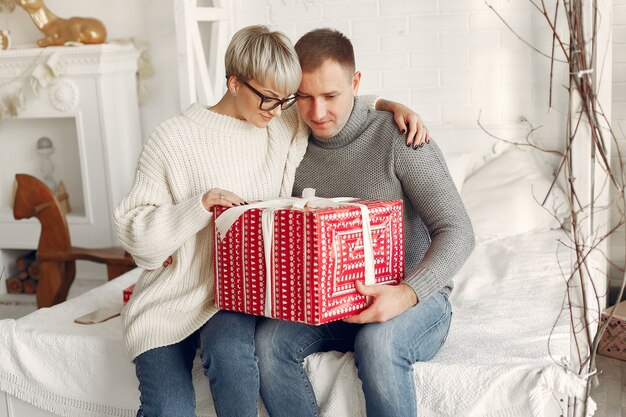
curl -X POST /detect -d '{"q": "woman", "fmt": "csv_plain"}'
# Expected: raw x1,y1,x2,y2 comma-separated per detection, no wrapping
114,25,425,417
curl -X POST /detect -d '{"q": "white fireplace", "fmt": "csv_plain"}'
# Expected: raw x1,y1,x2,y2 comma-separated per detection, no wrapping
0,43,143,286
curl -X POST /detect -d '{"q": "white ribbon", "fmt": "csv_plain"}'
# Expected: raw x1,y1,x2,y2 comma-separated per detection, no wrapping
214,188,376,317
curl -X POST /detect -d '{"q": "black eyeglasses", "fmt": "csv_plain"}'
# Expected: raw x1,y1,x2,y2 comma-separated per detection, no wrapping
242,81,297,111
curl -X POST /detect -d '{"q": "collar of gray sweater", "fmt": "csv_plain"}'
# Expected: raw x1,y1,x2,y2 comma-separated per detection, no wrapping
310,98,370,149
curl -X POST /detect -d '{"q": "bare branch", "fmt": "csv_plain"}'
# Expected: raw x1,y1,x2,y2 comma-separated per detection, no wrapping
485,2,568,62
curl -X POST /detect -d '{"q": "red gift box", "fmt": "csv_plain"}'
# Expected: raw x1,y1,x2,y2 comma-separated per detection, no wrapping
123,284,135,304
213,197,404,325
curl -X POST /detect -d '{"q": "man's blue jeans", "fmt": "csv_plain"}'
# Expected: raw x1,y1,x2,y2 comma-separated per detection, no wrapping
255,291,451,417
133,310,260,417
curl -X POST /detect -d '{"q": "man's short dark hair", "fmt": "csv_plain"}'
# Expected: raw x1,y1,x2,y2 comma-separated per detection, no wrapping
295,28,355,74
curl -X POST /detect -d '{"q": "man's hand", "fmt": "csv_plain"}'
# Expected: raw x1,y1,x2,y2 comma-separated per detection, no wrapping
163,256,173,267
343,281,418,324
376,99,430,149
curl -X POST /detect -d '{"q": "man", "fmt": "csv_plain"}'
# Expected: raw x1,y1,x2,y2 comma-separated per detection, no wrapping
255,28,475,417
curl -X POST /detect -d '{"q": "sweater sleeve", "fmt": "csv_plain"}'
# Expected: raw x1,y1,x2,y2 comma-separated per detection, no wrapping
113,134,213,270
394,138,475,302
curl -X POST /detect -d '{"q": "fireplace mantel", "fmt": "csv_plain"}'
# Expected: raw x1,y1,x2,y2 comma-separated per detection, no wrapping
0,43,140,76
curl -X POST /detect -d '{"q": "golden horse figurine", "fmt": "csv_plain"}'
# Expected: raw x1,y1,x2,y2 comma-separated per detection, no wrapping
18,0,107,47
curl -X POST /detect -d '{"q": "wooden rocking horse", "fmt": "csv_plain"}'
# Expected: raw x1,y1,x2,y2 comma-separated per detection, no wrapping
13,173,135,308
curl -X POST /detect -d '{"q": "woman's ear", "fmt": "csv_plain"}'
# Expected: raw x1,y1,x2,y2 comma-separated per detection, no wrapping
227,76,240,96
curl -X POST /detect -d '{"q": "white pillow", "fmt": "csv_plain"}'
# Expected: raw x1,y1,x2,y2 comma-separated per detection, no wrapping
442,142,510,193
465,140,512,177
461,145,569,241
444,153,471,192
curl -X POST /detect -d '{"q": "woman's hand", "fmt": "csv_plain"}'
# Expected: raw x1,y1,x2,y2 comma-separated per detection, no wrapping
161,188,247,268
202,188,246,211
377,98,430,148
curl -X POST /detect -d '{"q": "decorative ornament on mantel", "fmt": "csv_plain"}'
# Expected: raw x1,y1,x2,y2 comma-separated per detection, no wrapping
0,84,25,122
0,0,15,51
30,52,64,96
0,29,10,50
48,78,78,112
16,0,106,47
0,41,152,121
0,51,63,121
0,0,16,13
111,38,154,105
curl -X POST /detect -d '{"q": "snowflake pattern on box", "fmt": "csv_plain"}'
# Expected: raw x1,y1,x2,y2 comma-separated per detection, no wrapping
213,200,404,325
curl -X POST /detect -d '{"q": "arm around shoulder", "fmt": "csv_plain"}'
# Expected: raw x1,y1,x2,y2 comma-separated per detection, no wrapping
366,96,430,146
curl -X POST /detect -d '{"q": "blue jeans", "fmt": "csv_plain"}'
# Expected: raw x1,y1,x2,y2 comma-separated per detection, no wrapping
134,310,260,417
255,291,451,417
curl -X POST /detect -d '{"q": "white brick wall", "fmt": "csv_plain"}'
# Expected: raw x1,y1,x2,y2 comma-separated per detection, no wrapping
233,0,566,147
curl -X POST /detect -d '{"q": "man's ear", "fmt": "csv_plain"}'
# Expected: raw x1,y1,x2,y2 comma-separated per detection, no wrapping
352,71,362,97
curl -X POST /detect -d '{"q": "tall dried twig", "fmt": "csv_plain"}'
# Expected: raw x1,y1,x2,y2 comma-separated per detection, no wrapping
487,1,622,415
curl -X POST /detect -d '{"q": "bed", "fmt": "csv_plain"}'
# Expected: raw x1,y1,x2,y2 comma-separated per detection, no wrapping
0,125,597,417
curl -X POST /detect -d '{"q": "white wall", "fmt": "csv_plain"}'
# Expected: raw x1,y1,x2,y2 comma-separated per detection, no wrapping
609,0,626,284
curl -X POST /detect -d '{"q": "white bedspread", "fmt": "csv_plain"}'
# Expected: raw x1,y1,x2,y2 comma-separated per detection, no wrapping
0,230,583,417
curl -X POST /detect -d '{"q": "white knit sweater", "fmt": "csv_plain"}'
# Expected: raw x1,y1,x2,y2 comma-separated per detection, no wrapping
114,103,308,359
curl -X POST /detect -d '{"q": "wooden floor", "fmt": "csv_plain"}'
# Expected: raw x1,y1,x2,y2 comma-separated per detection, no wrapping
593,354,626,416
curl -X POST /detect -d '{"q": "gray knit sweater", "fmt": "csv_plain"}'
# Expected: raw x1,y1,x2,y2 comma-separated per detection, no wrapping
293,99,475,302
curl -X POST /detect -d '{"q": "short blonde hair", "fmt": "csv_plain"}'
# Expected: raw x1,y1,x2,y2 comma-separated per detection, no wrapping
225,25,301,95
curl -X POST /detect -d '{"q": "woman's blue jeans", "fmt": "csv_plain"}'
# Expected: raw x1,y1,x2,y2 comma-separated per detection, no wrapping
255,291,452,417
133,310,260,417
